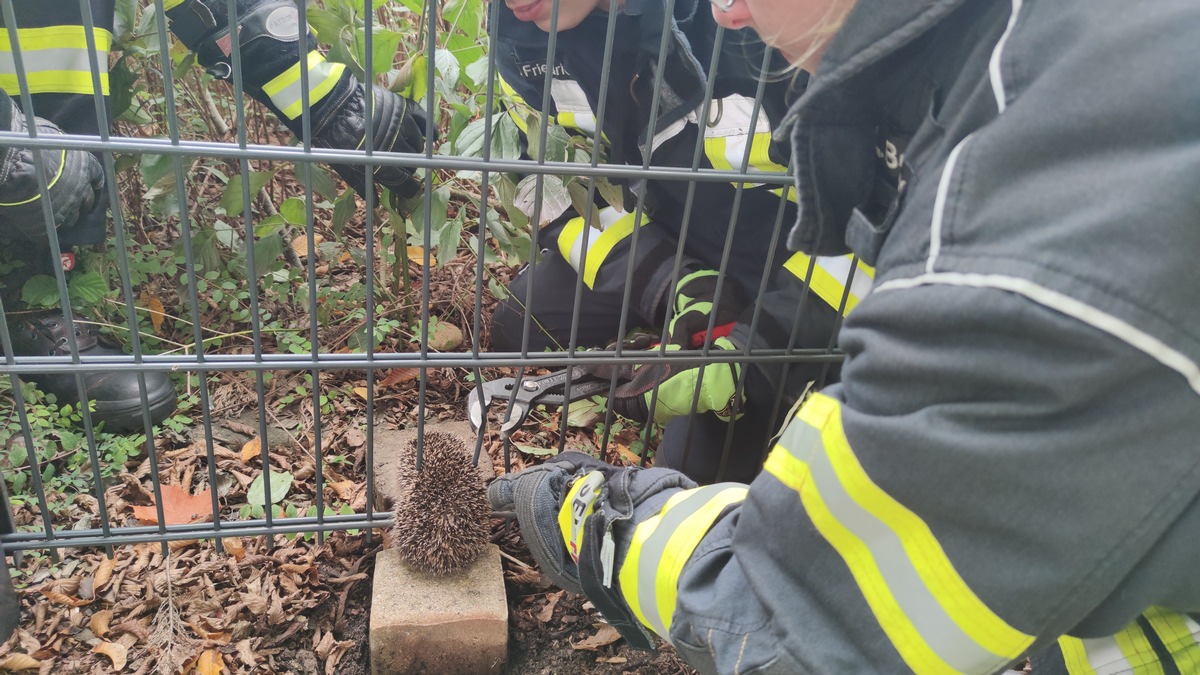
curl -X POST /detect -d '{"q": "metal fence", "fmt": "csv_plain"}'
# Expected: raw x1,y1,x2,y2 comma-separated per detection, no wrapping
0,0,849,637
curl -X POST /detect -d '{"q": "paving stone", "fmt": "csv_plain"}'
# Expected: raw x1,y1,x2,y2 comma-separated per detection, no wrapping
370,545,508,674
371,420,494,512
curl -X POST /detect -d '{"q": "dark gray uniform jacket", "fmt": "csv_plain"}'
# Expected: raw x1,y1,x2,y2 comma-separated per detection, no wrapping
490,0,847,413
599,0,1200,673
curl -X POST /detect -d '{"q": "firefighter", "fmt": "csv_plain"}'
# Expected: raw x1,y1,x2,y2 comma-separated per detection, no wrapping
490,0,1200,673
489,0,870,483
0,1,427,432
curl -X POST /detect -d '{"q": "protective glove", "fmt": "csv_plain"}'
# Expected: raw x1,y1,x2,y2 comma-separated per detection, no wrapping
488,451,697,650
585,330,745,425
666,268,743,348
164,0,426,198
487,450,611,595
0,92,105,242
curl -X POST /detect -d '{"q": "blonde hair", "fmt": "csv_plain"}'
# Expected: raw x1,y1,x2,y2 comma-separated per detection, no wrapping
765,0,856,72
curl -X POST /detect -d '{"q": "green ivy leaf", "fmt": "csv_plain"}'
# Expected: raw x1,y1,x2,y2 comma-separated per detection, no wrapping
20,275,60,308
279,197,307,226
247,470,294,506
67,272,108,307
220,170,277,217
251,232,285,277
515,444,558,457
331,190,355,238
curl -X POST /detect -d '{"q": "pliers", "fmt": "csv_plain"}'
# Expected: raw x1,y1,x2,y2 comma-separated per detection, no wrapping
467,367,613,435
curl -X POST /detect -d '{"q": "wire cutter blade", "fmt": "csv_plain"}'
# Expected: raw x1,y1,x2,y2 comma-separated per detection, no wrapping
467,368,612,435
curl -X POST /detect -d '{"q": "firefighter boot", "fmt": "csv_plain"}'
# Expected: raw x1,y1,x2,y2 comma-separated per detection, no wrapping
6,311,177,432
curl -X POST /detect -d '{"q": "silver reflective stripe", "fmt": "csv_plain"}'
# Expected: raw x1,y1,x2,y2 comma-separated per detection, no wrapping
0,47,107,92
633,484,734,641
779,419,1012,674
1077,636,1133,675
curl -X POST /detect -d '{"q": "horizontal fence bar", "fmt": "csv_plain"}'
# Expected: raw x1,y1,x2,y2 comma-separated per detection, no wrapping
0,132,795,187
0,349,842,374
1,510,514,551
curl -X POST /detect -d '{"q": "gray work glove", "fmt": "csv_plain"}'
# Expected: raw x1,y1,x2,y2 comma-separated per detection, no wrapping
0,92,105,241
487,451,612,595
489,451,696,650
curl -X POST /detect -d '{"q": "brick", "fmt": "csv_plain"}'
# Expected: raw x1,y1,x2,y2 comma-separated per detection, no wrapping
370,546,508,674
371,420,494,512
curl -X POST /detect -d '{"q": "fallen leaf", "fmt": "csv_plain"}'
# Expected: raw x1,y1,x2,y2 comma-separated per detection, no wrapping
130,485,214,526
222,537,246,561
406,245,426,266
535,591,563,623
280,563,310,575
598,656,628,664
291,233,324,259
38,589,88,607
328,481,357,501
92,641,128,671
379,368,420,390
93,556,117,593
239,438,262,464
615,443,642,466
570,624,622,651
194,648,224,675
352,386,369,400
138,291,167,335
343,428,366,448
90,610,112,638
0,654,41,670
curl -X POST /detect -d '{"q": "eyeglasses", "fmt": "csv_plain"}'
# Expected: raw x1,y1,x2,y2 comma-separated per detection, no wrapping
709,0,735,12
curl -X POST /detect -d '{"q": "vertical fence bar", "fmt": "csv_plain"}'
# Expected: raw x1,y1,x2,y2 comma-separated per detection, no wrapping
0,5,111,558
0,552,18,640
555,0,622,454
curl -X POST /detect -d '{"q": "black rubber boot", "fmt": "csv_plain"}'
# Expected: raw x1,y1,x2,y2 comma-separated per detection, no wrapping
6,312,177,432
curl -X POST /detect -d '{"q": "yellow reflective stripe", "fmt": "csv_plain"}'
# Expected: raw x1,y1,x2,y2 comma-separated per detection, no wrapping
582,213,638,288
1112,622,1166,675
1063,622,1170,675
0,149,66,207
784,252,874,315
557,216,586,268
748,132,788,173
261,51,345,119
557,471,605,563
770,186,800,203
498,75,539,133
1144,607,1200,673
704,136,733,172
764,393,1032,674
620,484,748,640
0,27,112,95
1060,637,1099,675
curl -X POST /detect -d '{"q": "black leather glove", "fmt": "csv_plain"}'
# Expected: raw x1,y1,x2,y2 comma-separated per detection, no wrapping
488,451,697,650
0,92,105,242
165,0,426,198
311,80,426,199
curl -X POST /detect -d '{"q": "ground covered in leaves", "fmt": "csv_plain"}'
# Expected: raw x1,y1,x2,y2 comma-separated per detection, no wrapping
1,427,693,675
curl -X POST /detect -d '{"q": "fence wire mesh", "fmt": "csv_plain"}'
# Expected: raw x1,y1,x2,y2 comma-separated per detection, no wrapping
0,0,853,569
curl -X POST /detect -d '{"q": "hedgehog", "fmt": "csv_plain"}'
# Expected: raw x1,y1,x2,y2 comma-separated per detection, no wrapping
391,430,491,576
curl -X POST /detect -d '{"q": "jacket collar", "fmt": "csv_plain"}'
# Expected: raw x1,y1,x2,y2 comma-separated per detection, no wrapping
784,0,968,254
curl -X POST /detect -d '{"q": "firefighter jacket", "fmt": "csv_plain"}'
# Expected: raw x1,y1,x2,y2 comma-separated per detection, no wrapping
571,0,1200,673
491,0,871,411
0,0,409,246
